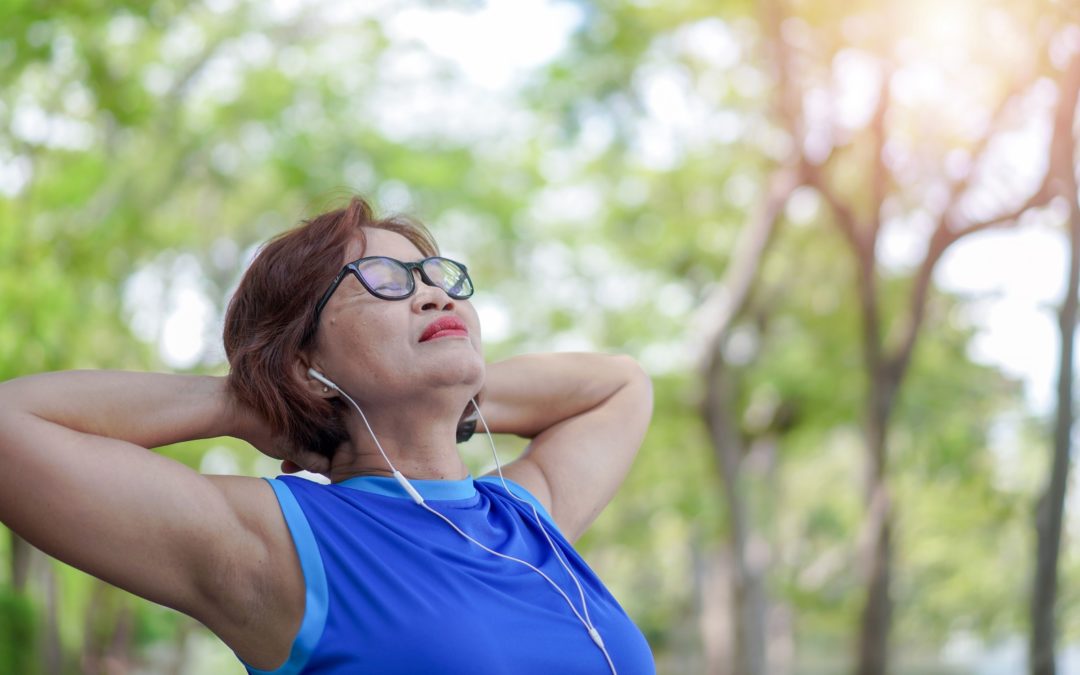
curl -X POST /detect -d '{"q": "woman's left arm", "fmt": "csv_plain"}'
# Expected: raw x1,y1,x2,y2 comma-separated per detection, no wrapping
478,353,653,542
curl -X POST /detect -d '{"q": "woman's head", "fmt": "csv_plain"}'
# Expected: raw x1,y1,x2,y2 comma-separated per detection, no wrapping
223,197,483,459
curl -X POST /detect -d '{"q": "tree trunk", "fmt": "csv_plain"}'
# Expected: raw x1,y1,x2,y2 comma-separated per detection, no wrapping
10,531,32,592
703,362,768,675
105,600,133,675
42,562,63,675
843,208,895,674
1029,158,1080,675
696,545,736,675
854,371,896,675
698,168,794,675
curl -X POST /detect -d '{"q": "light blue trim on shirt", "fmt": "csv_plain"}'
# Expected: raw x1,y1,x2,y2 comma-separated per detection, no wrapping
334,472,559,531
338,473,478,501
476,475,559,532
244,479,329,675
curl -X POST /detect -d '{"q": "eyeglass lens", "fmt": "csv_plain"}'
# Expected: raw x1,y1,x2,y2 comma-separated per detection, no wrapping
356,257,471,298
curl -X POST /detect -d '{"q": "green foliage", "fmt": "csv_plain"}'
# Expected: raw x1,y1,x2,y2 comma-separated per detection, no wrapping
578,371,725,649
0,0,1072,670
0,588,39,675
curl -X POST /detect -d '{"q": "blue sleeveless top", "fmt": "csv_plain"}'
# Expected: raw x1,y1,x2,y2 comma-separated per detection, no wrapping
242,473,656,675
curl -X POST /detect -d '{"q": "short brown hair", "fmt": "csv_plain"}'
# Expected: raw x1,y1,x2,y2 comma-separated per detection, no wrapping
223,197,438,458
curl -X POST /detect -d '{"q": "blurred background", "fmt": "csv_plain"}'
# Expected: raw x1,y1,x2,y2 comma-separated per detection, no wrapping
2,0,1080,673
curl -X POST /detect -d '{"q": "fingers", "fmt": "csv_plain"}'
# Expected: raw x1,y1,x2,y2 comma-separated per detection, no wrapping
280,460,304,474
279,450,331,478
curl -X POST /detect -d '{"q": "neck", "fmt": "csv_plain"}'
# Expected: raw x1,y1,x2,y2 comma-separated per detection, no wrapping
327,400,471,483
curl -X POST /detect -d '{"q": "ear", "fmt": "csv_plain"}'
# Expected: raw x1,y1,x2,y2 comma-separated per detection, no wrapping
293,357,336,399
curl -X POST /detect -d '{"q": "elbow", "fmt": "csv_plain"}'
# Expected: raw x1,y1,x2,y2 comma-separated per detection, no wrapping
611,354,654,420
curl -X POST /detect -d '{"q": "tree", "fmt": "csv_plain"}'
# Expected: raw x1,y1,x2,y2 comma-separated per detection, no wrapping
2,0,1074,671
1030,48,1080,675
759,0,1075,670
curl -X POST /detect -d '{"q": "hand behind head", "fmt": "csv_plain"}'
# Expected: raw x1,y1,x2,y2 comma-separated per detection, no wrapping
278,452,330,477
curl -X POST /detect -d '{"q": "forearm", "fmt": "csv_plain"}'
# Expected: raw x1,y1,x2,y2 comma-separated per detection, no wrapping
480,353,646,438
0,370,242,449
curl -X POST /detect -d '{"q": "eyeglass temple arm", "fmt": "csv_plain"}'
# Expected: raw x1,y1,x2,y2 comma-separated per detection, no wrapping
314,265,353,318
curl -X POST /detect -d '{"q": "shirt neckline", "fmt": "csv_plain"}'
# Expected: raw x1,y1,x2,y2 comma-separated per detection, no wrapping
336,473,478,501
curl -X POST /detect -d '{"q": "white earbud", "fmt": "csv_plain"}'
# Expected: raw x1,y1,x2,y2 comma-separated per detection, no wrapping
308,368,337,391
307,367,424,505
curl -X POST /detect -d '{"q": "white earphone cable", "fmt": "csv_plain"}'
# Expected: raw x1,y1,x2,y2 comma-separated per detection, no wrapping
319,373,616,673
470,399,616,674
470,400,601,633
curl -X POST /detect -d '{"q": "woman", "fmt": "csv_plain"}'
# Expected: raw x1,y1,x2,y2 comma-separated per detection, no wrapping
0,197,655,674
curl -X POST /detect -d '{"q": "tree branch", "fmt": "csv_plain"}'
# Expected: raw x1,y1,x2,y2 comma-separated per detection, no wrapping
868,62,893,246
698,166,800,355
762,0,803,143
886,52,1080,380
802,156,865,256
942,74,1036,212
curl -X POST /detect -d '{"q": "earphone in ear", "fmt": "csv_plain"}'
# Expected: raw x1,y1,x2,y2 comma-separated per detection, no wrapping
308,368,338,391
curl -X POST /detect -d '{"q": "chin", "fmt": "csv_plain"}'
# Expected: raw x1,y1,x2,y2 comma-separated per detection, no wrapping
429,353,485,389
459,356,486,388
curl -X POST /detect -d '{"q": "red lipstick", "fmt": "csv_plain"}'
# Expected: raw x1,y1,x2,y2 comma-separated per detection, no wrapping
420,316,468,342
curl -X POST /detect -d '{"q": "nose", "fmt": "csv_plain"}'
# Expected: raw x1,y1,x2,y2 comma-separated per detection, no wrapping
410,271,455,312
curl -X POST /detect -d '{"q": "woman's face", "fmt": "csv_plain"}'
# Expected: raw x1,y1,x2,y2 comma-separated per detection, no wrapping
309,227,485,407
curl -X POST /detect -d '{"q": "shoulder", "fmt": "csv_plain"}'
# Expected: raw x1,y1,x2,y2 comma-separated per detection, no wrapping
194,475,309,672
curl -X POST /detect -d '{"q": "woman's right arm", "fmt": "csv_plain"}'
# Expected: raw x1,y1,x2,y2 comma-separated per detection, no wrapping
0,370,305,663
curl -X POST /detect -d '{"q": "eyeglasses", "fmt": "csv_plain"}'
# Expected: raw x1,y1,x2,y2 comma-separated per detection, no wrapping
314,256,474,319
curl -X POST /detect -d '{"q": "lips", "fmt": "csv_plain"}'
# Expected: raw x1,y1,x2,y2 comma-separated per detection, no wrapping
419,315,469,342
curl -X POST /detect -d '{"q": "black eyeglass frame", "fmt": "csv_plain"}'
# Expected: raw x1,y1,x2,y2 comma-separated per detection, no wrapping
313,256,473,320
